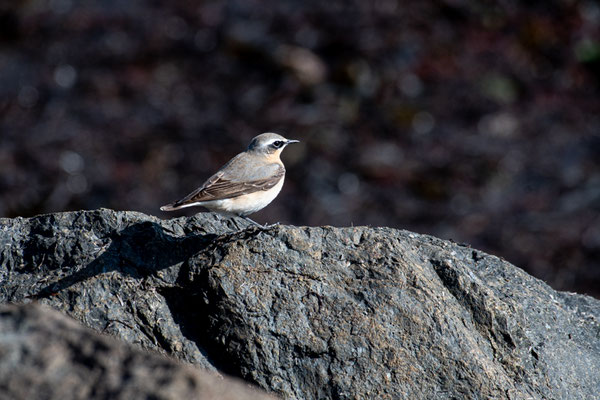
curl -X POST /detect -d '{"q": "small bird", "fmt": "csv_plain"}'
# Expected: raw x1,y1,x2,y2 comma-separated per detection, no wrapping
160,132,299,227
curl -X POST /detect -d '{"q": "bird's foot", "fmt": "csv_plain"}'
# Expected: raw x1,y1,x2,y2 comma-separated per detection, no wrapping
261,222,280,229
242,217,279,230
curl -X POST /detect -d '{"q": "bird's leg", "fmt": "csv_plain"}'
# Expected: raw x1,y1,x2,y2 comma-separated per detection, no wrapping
242,216,264,228
244,217,281,229
214,212,239,229
230,215,244,230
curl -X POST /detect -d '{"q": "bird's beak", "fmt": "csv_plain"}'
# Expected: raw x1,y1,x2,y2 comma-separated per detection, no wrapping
286,139,300,144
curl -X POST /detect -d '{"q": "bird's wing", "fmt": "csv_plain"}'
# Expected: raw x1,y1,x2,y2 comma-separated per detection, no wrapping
164,163,285,208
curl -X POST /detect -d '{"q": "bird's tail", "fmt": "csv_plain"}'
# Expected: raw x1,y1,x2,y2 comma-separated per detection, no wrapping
160,203,181,212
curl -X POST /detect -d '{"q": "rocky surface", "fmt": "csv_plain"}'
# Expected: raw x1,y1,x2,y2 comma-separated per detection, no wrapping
1,208,599,399
0,303,274,400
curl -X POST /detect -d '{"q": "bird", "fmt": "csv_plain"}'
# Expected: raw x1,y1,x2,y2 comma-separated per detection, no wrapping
160,132,299,228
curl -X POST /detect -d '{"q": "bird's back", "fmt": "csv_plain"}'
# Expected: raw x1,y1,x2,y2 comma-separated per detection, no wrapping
217,152,284,183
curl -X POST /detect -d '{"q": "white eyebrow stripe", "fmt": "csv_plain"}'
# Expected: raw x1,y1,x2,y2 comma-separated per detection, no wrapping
263,138,283,146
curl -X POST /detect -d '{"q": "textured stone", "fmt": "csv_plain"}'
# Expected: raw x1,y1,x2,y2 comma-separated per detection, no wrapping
0,303,274,400
1,209,599,399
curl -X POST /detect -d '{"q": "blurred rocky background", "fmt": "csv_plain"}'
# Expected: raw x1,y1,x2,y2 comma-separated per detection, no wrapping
0,0,599,297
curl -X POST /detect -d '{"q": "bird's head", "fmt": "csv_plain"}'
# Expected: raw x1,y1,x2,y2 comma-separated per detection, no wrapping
247,132,299,158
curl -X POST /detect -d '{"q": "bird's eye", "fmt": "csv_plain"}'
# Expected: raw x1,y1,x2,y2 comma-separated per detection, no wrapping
272,140,284,148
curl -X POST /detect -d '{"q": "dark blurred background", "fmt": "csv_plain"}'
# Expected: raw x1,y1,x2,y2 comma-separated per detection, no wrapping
1,1,599,297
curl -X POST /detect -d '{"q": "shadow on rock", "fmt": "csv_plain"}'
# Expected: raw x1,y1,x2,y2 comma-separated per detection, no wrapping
159,285,247,379
29,221,216,299
25,217,267,378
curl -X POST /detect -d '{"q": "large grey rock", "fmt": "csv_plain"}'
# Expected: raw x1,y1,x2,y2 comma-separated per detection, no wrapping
0,303,274,400
1,209,599,399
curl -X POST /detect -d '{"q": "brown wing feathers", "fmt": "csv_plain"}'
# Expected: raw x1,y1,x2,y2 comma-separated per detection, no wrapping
162,165,285,210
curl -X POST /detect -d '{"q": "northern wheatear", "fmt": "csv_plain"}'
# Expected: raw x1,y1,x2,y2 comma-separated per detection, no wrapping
160,133,299,227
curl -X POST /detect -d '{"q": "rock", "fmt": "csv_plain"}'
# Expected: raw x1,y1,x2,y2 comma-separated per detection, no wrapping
0,303,274,400
1,208,599,399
